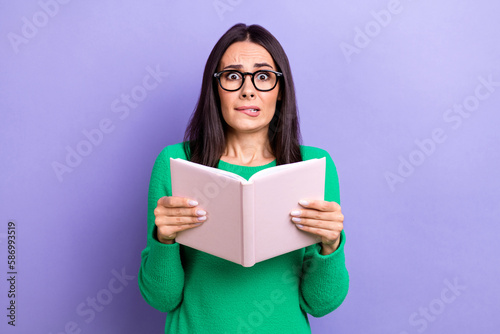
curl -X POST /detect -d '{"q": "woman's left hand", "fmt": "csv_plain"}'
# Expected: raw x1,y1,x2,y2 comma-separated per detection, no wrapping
290,199,344,255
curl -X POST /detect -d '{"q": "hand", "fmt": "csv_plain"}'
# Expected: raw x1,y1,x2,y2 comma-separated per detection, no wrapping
290,199,344,255
154,196,207,244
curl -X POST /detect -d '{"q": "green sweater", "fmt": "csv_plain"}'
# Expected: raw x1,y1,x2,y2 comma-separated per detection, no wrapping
138,142,349,334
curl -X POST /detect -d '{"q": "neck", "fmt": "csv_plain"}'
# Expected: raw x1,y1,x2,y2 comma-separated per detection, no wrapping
223,129,274,165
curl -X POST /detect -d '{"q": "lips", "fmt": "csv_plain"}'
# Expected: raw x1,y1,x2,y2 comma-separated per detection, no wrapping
235,106,260,117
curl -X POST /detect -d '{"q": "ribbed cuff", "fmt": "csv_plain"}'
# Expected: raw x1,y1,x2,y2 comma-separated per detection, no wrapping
145,235,183,284
310,230,346,262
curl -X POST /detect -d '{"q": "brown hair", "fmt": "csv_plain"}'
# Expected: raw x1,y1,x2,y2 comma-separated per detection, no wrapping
183,23,302,167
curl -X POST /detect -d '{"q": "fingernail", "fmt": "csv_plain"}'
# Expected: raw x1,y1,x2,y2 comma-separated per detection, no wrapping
290,210,300,216
296,224,304,228
196,209,206,216
292,217,301,223
197,216,206,221
189,200,198,206
299,200,309,206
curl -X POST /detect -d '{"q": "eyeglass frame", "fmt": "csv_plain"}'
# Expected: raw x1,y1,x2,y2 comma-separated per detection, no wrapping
213,69,283,92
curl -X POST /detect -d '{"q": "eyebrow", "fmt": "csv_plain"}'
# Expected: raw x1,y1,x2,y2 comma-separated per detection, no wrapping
222,62,274,70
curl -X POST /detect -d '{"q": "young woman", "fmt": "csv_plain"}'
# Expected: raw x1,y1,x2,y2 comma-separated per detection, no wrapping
138,23,349,333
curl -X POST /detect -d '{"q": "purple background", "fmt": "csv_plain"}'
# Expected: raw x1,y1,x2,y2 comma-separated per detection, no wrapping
1,0,499,333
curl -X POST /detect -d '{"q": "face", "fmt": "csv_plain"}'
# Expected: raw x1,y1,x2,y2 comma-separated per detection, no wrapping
216,41,281,136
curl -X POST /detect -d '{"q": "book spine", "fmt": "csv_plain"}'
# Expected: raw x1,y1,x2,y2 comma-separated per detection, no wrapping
241,182,255,267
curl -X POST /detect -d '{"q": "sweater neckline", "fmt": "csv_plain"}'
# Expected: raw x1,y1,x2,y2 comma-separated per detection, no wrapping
218,158,277,169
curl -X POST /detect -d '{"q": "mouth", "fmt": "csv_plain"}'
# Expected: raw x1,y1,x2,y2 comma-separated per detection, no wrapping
235,106,260,117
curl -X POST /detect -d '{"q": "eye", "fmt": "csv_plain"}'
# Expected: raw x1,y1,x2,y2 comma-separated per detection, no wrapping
256,72,270,81
224,71,241,81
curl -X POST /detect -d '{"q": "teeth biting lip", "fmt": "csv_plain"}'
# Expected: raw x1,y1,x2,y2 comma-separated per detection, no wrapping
235,106,260,113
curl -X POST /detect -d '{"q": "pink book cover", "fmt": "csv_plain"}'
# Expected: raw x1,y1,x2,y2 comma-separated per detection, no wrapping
170,157,326,267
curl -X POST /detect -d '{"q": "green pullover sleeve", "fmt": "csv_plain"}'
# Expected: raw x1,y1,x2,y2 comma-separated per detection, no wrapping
138,146,185,312
298,149,350,317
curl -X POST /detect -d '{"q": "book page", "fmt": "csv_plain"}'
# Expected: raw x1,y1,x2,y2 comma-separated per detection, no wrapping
252,158,325,263
170,158,244,264
248,158,324,182
171,158,247,182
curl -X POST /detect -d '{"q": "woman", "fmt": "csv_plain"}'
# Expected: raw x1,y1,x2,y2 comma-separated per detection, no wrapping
138,23,349,333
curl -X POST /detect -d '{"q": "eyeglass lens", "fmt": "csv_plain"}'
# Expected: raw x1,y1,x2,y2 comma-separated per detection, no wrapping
219,71,277,91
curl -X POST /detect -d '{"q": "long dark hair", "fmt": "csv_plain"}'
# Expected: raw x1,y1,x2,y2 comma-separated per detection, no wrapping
183,23,302,167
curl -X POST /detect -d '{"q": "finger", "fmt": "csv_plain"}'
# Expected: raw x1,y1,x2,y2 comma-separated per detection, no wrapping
294,224,341,241
292,209,343,223
157,196,199,208
291,217,343,231
156,214,207,226
154,205,206,219
164,207,207,218
298,199,341,212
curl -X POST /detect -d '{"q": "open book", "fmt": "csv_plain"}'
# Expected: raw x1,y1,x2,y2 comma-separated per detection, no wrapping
170,157,326,267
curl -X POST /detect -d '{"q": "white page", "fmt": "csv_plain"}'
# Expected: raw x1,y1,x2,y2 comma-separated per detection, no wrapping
171,158,247,182
248,157,324,182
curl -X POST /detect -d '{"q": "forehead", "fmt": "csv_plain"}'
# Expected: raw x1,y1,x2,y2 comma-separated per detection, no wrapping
219,41,275,69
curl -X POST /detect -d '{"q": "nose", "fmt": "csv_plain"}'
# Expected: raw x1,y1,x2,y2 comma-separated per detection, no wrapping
240,73,255,98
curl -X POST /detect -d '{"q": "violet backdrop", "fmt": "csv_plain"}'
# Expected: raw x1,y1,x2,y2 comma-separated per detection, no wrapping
0,0,499,333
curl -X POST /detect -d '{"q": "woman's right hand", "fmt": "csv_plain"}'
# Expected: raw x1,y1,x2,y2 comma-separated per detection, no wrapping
154,196,207,244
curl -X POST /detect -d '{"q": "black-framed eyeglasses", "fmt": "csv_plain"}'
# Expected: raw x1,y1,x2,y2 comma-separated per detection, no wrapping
213,69,283,92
